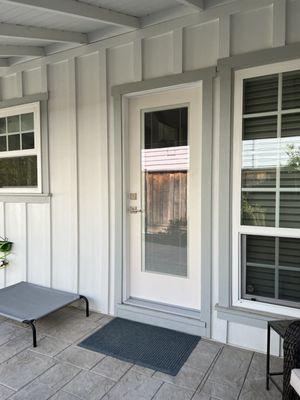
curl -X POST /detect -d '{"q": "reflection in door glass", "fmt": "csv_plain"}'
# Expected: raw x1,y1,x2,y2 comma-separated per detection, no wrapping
142,107,188,277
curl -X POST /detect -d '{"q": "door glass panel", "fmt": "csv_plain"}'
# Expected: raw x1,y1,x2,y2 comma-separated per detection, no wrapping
142,107,188,277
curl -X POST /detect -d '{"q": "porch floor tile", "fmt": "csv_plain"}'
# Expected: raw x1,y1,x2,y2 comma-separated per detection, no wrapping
0,307,283,400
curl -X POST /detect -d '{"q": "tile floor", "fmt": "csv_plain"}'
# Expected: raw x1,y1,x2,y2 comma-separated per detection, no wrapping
0,307,282,400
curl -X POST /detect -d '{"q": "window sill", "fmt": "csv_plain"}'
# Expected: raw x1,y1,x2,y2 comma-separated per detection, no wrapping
0,193,51,203
215,303,299,329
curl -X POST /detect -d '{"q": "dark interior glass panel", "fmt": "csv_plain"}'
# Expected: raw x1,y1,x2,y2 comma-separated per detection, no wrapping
22,132,34,150
279,270,300,303
242,192,276,227
246,235,275,265
0,118,6,134
21,113,34,131
7,115,20,133
8,134,20,151
282,71,300,110
282,113,300,137
279,238,300,268
0,156,37,188
243,116,277,140
144,107,187,149
0,136,6,152
280,192,300,229
243,75,278,114
246,265,275,298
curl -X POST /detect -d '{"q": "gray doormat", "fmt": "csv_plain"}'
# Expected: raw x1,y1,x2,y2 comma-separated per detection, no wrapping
79,318,200,376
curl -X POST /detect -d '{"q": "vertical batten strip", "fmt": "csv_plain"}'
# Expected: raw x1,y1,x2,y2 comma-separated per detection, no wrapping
40,64,52,288
218,66,232,308
133,39,143,82
16,71,23,98
273,0,286,47
68,58,79,294
99,49,110,314
173,28,183,74
40,65,50,194
219,14,231,59
201,77,214,336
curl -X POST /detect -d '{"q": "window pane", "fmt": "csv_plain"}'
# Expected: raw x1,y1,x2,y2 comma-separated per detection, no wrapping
8,134,20,151
280,113,300,188
246,265,275,298
282,71,300,110
242,169,276,188
0,136,6,152
243,75,278,114
143,107,188,277
242,235,300,305
242,192,276,226
280,192,300,229
242,116,277,188
279,270,300,303
246,235,275,265
243,116,277,140
21,113,34,131
0,118,6,134
279,238,300,268
144,107,187,149
0,156,37,188
7,115,20,133
22,132,34,150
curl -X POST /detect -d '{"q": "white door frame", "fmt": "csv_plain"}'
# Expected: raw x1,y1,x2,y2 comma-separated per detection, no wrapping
111,67,215,337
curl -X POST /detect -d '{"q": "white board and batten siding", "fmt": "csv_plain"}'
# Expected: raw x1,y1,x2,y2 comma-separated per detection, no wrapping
0,0,299,353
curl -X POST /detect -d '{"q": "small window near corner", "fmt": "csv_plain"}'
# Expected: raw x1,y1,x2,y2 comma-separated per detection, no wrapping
0,102,41,193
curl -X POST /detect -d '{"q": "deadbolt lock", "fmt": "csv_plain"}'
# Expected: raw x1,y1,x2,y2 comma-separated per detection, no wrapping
128,206,143,214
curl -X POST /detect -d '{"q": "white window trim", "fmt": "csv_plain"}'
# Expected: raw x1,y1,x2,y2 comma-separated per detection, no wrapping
0,102,42,194
232,58,300,318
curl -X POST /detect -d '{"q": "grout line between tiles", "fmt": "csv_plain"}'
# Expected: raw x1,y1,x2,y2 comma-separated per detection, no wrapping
237,352,255,400
191,345,224,398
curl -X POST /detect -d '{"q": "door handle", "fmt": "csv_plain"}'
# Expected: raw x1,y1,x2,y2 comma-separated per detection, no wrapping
128,206,143,214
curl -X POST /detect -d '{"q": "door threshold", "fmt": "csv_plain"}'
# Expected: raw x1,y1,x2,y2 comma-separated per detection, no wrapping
124,297,201,320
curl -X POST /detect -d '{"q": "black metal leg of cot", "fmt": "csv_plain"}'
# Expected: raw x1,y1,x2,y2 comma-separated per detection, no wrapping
80,295,90,317
266,322,270,391
23,320,37,348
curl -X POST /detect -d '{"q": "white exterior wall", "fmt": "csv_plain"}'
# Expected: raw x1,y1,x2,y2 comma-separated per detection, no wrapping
0,0,299,353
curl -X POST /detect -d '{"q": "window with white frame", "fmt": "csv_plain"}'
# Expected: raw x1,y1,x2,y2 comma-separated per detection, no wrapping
233,61,300,311
0,102,41,193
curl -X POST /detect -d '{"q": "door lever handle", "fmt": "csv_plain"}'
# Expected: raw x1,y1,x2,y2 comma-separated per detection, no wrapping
128,206,143,214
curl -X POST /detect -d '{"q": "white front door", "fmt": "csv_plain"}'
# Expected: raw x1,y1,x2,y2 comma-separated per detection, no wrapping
127,86,202,310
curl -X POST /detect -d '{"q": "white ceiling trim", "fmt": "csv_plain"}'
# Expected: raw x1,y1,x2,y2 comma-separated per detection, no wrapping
0,22,87,43
175,0,205,10
0,44,45,56
2,0,140,29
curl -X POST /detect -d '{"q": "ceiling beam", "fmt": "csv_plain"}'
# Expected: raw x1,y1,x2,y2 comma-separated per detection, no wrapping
0,45,45,57
175,0,205,10
3,0,140,29
0,23,87,43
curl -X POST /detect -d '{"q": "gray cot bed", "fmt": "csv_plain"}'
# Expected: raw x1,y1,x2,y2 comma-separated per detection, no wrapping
0,281,89,347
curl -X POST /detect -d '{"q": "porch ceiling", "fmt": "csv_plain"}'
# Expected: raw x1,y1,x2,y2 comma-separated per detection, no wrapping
0,0,232,69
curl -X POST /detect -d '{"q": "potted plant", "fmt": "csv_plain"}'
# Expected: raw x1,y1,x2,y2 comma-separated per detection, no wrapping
0,237,13,269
